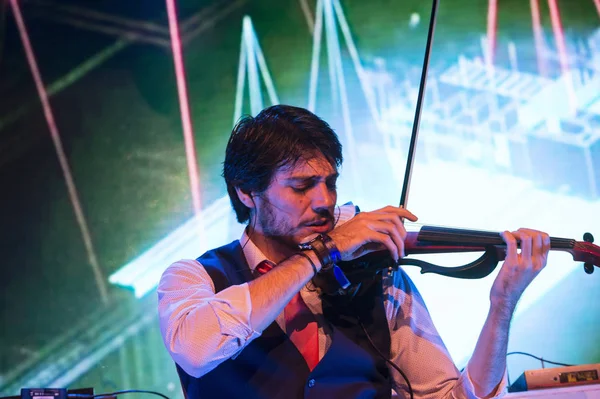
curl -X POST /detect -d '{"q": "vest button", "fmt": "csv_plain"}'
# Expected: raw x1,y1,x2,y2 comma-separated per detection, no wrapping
307,379,315,388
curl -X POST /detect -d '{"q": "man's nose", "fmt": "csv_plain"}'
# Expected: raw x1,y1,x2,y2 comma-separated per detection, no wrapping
311,183,335,209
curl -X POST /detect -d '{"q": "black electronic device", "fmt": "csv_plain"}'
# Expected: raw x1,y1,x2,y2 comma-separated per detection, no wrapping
0,387,93,399
20,389,67,399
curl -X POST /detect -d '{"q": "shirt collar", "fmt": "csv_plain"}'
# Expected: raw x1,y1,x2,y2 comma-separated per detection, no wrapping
239,231,267,272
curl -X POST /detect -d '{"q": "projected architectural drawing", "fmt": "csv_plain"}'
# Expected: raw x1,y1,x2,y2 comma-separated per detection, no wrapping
1,0,599,394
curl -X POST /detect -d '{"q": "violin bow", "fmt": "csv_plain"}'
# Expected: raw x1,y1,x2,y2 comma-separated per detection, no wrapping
399,0,440,209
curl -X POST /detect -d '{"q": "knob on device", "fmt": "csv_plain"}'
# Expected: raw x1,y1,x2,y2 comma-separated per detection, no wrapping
583,232,594,275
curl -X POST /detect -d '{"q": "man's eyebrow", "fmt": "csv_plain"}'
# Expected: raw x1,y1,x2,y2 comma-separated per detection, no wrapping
284,172,339,182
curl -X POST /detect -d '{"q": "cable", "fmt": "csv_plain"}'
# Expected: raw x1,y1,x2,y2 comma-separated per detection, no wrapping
358,318,414,399
507,351,574,367
69,390,170,399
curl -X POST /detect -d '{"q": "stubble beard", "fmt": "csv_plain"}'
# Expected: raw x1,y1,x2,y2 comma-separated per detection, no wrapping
255,199,299,252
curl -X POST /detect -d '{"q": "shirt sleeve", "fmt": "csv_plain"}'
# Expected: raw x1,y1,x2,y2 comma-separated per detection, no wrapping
385,270,507,399
157,259,261,378
459,367,508,399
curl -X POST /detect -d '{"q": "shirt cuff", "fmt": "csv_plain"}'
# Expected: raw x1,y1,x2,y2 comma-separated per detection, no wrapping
457,366,508,399
336,202,358,225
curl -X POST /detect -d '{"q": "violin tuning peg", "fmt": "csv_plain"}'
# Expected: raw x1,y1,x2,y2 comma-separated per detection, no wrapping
583,232,594,243
583,263,594,275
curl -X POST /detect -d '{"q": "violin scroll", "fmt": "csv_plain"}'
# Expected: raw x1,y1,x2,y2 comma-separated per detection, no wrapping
569,233,599,274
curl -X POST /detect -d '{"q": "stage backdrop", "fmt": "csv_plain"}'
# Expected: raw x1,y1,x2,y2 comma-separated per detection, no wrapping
0,0,599,395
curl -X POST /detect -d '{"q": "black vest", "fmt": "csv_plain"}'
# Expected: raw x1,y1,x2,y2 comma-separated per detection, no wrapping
176,240,393,398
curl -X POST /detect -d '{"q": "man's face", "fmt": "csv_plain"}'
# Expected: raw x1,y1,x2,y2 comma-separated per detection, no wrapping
251,153,339,249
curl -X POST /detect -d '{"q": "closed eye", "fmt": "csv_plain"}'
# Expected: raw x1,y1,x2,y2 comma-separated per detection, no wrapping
288,173,338,193
291,180,315,193
291,186,310,193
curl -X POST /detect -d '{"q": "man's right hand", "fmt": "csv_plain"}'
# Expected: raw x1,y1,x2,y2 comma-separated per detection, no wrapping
327,205,418,262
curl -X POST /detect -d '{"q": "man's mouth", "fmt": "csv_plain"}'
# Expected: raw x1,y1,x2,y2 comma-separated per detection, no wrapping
305,219,332,233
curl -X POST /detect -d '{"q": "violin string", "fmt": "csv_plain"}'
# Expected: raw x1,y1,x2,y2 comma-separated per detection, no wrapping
405,222,575,248
407,222,504,243
419,229,574,248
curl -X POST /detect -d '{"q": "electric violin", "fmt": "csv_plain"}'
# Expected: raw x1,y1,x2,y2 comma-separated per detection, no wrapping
335,226,599,283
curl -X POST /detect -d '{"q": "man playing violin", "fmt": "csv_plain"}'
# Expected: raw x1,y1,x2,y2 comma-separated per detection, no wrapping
158,105,551,398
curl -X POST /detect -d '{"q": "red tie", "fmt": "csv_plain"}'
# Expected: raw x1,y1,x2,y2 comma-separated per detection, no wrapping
256,260,320,371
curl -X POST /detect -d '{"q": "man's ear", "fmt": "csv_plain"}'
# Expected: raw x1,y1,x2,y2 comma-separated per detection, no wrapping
235,187,255,209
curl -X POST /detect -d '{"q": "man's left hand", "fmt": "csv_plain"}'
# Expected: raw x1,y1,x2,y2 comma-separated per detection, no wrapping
490,228,551,311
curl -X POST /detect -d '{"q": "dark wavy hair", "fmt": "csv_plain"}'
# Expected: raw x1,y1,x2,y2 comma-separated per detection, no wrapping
223,105,343,223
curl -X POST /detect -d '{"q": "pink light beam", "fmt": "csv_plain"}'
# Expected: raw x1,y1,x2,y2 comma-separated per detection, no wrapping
547,0,577,110
486,0,498,65
9,0,109,304
530,0,548,76
166,0,203,217
594,0,600,19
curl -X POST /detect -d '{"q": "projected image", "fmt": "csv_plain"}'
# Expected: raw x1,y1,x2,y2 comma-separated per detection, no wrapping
0,0,599,396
